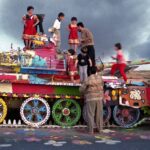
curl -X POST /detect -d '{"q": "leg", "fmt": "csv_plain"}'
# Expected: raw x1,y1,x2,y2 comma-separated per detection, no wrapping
74,44,78,53
83,65,88,81
56,30,61,52
96,100,103,132
111,63,118,75
24,39,29,49
79,66,84,83
28,40,32,49
87,45,96,66
69,43,73,49
86,101,96,133
119,64,127,82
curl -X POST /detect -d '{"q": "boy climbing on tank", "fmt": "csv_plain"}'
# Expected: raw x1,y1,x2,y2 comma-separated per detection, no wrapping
49,12,65,52
111,43,127,83
76,47,92,83
67,49,78,83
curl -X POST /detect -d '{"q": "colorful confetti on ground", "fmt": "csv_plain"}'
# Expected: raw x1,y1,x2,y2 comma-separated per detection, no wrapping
0,126,150,149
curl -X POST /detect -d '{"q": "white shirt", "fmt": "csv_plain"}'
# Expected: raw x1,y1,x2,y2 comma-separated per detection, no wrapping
53,19,61,30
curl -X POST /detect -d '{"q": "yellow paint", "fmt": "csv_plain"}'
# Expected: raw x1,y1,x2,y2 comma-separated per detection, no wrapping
23,94,29,98
45,95,50,98
0,98,7,124
56,95,61,99
65,95,71,99
34,94,40,98
13,67,20,73
2,93,7,97
13,94,18,97
0,83,12,93
112,90,116,96
75,96,80,99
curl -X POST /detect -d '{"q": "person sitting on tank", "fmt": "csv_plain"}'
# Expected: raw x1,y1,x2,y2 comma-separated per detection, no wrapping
22,6,39,50
111,43,127,83
67,49,78,83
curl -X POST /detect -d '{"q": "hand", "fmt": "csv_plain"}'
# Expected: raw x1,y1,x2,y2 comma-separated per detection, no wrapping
111,56,115,59
33,24,36,27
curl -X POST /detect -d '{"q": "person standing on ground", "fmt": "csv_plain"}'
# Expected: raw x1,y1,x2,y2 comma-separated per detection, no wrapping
79,67,104,134
50,12,65,52
68,17,79,53
111,43,127,82
77,22,95,76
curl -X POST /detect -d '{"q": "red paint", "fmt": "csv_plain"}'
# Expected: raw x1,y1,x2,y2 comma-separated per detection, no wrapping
146,87,150,105
12,83,55,94
0,75,16,81
35,46,56,59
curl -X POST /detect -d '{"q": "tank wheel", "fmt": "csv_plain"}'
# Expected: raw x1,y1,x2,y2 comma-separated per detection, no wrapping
113,105,140,128
83,104,111,123
52,99,81,126
20,97,50,127
0,98,7,124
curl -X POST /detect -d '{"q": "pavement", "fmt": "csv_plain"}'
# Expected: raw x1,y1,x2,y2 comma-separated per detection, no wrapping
0,126,150,150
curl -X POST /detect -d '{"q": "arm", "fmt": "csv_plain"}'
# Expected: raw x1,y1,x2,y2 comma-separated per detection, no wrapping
75,59,78,67
79,81,88,94
81,30,92,42
33,15,40,27
22,15,26,26
88,58,92,67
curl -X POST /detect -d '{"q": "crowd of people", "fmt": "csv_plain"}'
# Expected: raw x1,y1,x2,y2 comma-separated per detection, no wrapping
22,6,127,134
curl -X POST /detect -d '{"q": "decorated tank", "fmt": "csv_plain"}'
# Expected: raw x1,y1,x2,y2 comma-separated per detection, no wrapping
0,35,150,128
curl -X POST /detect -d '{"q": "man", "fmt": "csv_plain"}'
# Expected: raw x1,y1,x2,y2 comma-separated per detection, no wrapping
36,14,45,35
80,67,104,134
77,22,95,76
50,12,65,52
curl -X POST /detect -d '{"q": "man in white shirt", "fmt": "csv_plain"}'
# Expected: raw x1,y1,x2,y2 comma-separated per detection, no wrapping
52,12,65,52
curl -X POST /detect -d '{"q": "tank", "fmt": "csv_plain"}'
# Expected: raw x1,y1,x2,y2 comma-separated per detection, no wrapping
0,35,150,128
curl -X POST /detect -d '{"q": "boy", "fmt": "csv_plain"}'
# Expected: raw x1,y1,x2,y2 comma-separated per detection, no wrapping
49,12,65,52
76,47,92,83
111,43,127,82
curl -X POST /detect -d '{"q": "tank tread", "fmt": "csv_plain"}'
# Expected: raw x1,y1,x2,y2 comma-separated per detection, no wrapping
132,118,150,128
0,119,121,129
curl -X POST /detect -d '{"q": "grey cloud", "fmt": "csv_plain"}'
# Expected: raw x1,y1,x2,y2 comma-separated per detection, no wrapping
0,0,150,60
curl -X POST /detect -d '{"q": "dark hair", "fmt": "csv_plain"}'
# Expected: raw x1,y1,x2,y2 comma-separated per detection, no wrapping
81,47,88,53
115,43,122,50
68,49,75,55
71,17,77,21
58,12,65,17
27,6,34,11
77,22,84,28
91,66,97,75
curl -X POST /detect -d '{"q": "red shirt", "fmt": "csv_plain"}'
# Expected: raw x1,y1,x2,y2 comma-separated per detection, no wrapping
68,24,78,39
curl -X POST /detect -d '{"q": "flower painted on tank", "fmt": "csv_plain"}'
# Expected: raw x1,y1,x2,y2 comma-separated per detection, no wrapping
44,140,67,147
72,140,92,145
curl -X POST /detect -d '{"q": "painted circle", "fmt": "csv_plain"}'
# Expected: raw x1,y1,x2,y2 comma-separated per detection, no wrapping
62,108,70,116
113,105,140,128
52,99,81,126
83,104,111,124
20,97,50,127
0,98,7,124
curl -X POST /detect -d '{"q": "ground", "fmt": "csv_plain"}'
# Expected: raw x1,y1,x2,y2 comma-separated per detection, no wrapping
0,125,150,150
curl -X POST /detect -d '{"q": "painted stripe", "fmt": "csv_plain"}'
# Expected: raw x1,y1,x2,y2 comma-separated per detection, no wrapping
0,83,12,93
12,83,55,94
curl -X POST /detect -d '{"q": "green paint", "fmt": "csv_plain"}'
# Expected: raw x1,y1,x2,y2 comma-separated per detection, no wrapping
55,86,80,96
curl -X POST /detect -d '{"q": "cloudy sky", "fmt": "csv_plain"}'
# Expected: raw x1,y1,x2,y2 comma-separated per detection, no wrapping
0,0,150,61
